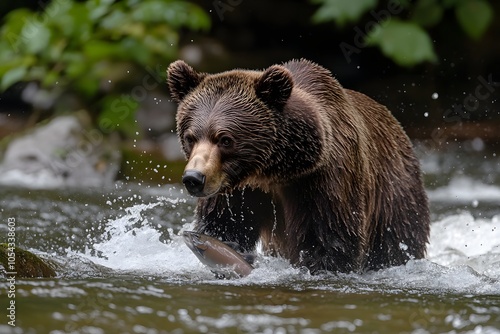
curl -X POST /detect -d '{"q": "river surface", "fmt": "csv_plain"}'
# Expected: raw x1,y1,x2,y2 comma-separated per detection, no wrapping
1,145,500,334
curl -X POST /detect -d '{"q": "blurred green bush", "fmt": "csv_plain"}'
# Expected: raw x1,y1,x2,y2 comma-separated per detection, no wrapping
0,0,210,137
311,0,494,67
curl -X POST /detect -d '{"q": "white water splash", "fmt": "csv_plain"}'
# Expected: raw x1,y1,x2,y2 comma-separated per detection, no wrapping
83,199,206,277
427,213,500,277
81,199,500,294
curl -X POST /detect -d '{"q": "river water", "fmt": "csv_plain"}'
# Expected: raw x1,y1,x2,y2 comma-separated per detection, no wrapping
1,145,499,333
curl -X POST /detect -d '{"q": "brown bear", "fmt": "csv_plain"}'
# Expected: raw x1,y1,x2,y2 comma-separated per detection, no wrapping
167,59,430,273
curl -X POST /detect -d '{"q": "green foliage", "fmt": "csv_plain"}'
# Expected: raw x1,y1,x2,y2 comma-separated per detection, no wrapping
455,0,493,39
98,94,140,136
311,0,377,26
311,0,494,67
1,67,28,91
365,20,437,67
0,0,210,137
411,0,443,27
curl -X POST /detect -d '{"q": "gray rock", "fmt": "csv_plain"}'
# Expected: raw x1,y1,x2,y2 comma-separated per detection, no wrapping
0,115,121,188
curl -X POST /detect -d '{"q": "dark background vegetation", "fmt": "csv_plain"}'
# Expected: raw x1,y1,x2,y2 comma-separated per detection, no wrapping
183,0,500,144
0,0,499,152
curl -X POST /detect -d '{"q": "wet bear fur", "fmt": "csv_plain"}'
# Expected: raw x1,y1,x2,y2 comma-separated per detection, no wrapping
167,59,430,273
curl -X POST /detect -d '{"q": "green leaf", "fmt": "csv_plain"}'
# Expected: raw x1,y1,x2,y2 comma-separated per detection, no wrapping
119,37,151,64
1,66,27,91
100,9,128,31
455,0,493,39
47,38,67,62
311,0,377,26
172,2,211,30
0,41,14,62
41,70,60,87
86,0,114,20
1,8,36,53
0,55,35,78
411,0,443,27
131,1,170,23
64,53,87,79
83,40,121,60
98,95,139,136
365,19,437,67
131,1,210,30
23,24,51,54
75,76,100,97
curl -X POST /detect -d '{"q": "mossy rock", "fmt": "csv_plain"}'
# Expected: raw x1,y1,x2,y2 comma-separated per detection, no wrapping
0,244,56,278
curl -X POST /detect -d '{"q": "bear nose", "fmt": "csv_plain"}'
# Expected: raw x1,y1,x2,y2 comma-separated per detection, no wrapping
182,170,206,196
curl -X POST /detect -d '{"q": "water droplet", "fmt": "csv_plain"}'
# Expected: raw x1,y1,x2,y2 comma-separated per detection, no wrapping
431,92,438,100
424,112,429,117
471,137,484,151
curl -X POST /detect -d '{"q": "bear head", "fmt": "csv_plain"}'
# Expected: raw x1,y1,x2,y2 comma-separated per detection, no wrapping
167,60,295,197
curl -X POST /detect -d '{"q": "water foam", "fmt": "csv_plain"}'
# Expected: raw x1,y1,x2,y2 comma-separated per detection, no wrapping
428,176,500,202
82,198,208,278
427,213,500,277
81,199,500,294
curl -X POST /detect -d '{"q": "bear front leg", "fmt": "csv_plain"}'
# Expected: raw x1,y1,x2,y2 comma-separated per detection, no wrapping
194,188,275,253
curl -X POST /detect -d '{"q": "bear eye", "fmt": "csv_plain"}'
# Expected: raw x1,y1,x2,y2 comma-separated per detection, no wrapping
184,134,195,146
219,136,234,148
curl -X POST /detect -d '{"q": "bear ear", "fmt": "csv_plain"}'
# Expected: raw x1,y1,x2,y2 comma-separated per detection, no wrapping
255,65,293,110
167,60,205,102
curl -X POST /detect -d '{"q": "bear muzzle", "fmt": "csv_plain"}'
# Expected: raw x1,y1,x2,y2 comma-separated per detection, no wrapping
182,170,206,196
182,141,224,197
182,168,223,197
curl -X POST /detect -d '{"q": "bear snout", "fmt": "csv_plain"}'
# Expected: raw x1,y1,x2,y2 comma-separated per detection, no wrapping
182,170,206,196
182,141,224,197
